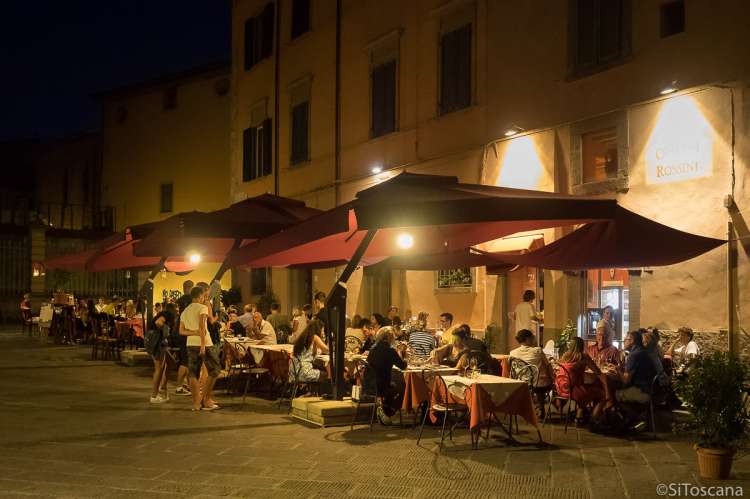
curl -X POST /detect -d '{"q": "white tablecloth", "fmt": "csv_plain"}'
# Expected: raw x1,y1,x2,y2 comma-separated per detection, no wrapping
442,374,526,406
223,338,292,364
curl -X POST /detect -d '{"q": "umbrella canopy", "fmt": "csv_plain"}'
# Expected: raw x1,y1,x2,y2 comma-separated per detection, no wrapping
45,194,322,273
495,206,725,270
227,172,617,268
131,194,322,258
45,232,196,273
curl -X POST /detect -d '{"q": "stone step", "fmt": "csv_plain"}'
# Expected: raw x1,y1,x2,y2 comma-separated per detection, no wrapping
291,396,376,427
119,348,151,367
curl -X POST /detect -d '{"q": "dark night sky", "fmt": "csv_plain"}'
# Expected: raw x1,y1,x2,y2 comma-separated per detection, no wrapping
0,1,230,141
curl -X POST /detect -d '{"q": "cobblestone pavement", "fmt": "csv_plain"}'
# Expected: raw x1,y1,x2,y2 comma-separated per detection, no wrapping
0,329,747,499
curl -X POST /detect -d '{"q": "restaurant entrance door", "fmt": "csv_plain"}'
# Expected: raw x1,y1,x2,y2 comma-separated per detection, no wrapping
585,269,631,345
506,265,542,348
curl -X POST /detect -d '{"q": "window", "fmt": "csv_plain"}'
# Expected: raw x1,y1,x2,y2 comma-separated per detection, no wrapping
660,0,684,38
291,0,310,39
439,23,472,115
570,111,628,193
242,118,273,182
290,101,309,165
251,268,268,295
371,60,396,137
163,86,177,110
244,3,275,71
160,183,173,213
582,127,618,183
437,268,473,290
570,0,631,77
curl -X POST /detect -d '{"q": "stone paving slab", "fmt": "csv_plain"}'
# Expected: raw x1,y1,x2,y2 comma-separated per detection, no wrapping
0,330,748,498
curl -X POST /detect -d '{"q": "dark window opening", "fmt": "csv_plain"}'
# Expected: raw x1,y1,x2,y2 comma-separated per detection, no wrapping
242,118,273,182
290,101,309,165
244,3,275,71
291,0,310,39
163,86,177,110
660,0,685,38
251,268,268,295
116,106,128,124
371,60,397,137
439,23,472,115
160,183,173,213
571,0,630,75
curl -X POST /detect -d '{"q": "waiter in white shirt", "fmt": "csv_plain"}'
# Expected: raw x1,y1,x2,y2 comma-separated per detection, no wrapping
511,290,541,334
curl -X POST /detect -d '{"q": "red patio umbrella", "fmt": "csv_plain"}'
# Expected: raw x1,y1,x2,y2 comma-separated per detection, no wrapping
226,172,618,399
491,206,725,270
227,173,616,268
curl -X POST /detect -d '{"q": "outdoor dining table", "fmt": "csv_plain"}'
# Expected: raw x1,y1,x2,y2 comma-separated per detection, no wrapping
435,374,543,444
490,354,511,377
401,365,459,412
223,339,293,379
115,317,144,339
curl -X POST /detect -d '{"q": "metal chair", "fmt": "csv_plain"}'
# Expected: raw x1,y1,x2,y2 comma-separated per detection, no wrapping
344,335,363,353
283,354,320,412
240,345,271,402
544,362,577,432
21,308,33,336
508,357,539,433
417,374,470,451
350,358,378,430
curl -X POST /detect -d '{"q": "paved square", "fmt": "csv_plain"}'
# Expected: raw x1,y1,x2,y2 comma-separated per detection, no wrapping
0,330,747,498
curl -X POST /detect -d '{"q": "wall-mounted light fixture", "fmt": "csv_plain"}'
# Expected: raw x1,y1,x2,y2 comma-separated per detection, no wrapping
660,80,678,95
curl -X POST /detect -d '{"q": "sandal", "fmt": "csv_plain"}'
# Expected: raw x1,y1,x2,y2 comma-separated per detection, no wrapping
201,403,220,411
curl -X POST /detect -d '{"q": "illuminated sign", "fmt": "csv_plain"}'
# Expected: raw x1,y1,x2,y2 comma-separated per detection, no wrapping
645,96,713,185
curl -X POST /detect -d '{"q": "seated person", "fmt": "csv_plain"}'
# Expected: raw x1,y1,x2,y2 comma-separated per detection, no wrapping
289,321,328,384
359,318,375,352
245,311,277,345
666,326,700,371
407,312,436,357
365,327,407,420
642,329,669,388
510,329,554,414
431,324,472,367
586,322,622,367
438,312,458,346
556,337,606,423
225,307,245,337
615,330,657,404
345,314,366,342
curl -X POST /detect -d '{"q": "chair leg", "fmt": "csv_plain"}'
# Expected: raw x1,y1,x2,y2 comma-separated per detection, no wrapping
288,383,299,414
439,412,449,451
369,399,378,431
417,403,430,445
563,402,570,433
242,375,252,404
350,399,361,431
649,399,656,437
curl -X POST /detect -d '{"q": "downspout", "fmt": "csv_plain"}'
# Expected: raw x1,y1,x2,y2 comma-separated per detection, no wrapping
334,0,342,206
726,87,737,355
273,0,281,196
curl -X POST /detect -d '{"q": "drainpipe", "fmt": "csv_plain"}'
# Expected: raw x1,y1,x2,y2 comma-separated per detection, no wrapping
273,0,281,196
727,220,736,355
334,0,342,206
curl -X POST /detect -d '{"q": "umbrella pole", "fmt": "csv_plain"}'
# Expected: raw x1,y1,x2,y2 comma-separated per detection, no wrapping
140,257,167,333
327,229,377,401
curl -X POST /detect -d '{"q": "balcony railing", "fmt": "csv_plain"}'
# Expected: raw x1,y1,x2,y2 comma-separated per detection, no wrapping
0,197,115,232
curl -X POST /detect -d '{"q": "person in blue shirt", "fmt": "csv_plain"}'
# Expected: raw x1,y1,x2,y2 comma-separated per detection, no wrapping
616,330,656,404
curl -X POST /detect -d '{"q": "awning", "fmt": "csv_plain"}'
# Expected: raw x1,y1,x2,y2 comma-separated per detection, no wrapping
227,173,616,268
497,206,725,270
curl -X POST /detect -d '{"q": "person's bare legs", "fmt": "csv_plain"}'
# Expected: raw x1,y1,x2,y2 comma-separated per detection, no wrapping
189,373,202,410
176,365,189,390
204,376,218,406
151,358,164,398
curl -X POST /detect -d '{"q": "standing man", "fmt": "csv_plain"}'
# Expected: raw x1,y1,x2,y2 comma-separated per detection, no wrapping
314,291,327,331
179,286,220,411
512,290,541,334
174,280,194,395
266,302,290,333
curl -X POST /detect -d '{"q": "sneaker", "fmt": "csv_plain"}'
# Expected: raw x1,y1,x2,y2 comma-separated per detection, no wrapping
149,395,167,404
376,406,392,426
175,386,191,396
159,391,170,402
632,420,648,432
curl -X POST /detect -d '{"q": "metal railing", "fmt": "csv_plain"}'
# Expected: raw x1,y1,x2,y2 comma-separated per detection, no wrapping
0,197,115,232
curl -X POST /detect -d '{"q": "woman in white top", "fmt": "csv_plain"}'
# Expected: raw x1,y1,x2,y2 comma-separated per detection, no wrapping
666,326,700,370
596,306,616,343
291,304,311,342
509,329,553,417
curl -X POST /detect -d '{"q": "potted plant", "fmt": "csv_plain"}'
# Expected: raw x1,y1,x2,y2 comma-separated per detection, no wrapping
673,351,749,479
555,320,576,357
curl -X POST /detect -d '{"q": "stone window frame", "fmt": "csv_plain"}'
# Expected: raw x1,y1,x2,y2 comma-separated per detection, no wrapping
570,110,629,195
365,28,403,139
434,0,477,117
288,75,312,167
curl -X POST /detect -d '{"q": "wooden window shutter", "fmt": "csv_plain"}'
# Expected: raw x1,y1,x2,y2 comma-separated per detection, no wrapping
291,102,309,164
262,117,273,176
456,24,472,109
242,127,256,181
261,3,275,60
598,0,622,62
244,18,255,70
291,0,310,39
372,60,396,137
575,0,597,69
440,29,459,114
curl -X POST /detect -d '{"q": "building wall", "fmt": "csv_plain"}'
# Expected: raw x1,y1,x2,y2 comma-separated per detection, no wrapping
228,0,750,347
100,68,231,229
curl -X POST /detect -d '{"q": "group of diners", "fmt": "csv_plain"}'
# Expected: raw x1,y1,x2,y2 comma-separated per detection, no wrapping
505,305,701,433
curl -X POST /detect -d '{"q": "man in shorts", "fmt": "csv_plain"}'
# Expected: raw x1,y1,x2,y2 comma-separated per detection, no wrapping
179,286,220,411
